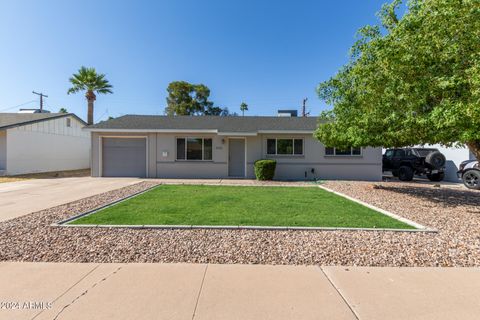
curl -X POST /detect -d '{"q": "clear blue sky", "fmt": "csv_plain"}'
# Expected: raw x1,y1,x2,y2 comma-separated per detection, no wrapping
0,0,397,121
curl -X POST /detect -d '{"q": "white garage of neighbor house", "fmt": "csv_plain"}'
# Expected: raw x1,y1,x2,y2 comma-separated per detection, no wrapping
0,113,90,176
85,115,383,180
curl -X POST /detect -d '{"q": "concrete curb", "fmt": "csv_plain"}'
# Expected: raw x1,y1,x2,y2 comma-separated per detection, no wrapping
55,184,161,225
52,182,436,233
51,223,436,233
317,184,435,231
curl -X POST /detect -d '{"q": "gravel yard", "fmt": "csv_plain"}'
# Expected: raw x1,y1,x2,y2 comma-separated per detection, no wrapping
0,180,479,266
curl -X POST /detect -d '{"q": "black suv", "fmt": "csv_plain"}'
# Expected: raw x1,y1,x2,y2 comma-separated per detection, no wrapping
383,148,446,181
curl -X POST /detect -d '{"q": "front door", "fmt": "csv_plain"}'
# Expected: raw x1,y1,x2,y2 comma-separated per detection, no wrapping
228,139,245,177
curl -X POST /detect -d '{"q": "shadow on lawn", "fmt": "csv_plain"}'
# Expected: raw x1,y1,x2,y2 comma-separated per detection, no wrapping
377,185,480,211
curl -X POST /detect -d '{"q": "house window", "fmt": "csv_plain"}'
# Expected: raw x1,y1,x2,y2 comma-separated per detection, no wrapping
325,147,362,156
176,138,213,161
66,118,71,127
266,139,303,155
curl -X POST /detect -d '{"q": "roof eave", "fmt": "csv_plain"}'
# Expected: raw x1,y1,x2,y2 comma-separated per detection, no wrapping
0,113,86,131
83,128,219,133
83,128,315,135
257,130,314,134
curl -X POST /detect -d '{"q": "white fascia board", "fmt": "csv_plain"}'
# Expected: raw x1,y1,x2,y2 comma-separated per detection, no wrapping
83,128,314,135
257,130,314,134
83,128,218,133
217,132,258,136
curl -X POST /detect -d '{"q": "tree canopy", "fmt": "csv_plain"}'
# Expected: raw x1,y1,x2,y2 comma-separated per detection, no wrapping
240,102,248,116
67,66,113,96
165,81,228,116
67,66,113,125
315,0,480,159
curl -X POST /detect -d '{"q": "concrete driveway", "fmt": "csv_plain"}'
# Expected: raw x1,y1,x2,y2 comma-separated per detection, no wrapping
0,263,479,320
0,177,142,222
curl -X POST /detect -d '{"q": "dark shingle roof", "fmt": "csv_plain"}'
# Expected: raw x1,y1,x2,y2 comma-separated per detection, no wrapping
87,115,320,133
0,113,86,130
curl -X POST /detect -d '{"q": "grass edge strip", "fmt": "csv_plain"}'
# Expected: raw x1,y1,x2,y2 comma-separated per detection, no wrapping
317,184,434,231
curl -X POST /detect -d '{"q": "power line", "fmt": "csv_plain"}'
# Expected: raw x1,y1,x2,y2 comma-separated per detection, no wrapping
97,108,109,121
0,100,37,112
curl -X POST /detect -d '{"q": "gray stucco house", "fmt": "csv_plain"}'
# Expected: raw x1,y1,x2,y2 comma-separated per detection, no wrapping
85,115,382,180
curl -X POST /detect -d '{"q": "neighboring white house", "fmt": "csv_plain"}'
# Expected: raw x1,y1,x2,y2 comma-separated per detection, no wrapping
0,113,90,176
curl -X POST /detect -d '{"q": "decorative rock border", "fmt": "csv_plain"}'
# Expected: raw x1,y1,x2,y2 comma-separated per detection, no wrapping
53,224,436,233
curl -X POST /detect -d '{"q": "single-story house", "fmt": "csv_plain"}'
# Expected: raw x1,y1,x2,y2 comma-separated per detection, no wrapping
85,115,382,180
0,113,90,176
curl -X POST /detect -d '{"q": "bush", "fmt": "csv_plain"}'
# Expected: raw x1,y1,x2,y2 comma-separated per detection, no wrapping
254,159,277,180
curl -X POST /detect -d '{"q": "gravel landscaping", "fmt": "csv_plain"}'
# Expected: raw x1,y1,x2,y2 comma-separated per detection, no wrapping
0,180,479,266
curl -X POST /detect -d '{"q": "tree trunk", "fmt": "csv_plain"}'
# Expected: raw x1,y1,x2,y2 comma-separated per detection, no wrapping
85,90,96,125
466,141,480,161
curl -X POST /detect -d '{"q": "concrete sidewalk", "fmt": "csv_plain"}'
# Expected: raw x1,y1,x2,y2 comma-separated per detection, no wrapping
0,263,479,320
0,177,141,222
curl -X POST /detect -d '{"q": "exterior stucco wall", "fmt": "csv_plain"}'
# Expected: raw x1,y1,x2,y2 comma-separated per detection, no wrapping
155,133,227,178
5,116,90,175
91,131,382,180
256,134,382,180
0,130,6,170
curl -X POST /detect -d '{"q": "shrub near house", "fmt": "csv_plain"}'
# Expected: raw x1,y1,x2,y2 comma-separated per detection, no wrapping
254,160,277,180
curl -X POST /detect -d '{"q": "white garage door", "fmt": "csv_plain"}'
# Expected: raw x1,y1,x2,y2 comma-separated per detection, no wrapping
102,138,146,177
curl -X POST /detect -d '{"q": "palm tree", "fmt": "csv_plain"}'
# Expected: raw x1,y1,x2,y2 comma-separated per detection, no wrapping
240,102,248,116
67,66,113,125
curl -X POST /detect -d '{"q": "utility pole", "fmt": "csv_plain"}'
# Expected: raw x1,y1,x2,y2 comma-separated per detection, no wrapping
32,91,48,112
302,98,308,117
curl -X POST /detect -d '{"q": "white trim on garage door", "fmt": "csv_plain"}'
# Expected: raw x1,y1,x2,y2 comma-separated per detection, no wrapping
99,136,148,177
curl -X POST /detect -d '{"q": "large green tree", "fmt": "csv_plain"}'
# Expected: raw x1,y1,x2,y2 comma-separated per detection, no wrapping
165,81,228,116
315,0,480,160
67,66,113,125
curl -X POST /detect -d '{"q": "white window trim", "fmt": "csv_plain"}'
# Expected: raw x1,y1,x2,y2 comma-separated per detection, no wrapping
176,137,213,161
324,147,363,157
266,138,304,156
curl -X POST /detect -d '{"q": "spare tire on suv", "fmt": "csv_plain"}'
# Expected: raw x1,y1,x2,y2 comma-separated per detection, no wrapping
425,151,446,169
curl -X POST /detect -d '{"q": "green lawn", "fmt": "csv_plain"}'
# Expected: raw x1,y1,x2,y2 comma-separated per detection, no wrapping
70,185,414,229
